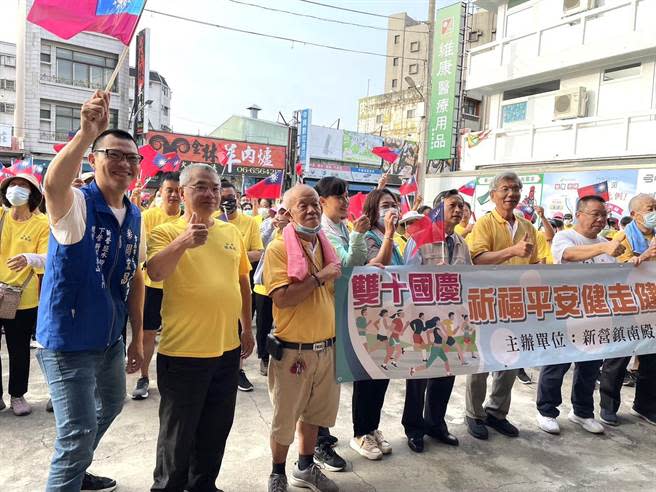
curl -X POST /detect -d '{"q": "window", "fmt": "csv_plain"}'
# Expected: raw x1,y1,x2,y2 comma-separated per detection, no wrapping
55,105,80,137
162,86,169,96
1,55,15,67
162,106,169,116
40,105,51,120
502,80,560,100
40,52,51,63
409,64,419,75
603,63,641,81
407,109,416,119
393,57,399,67
376,114,383,124
468,30,481,42
394,35,400,44
54,47,118,91
410,41,420,52
0,79,15,90
391,79,398,89
463,97,480,117
0,103,15,113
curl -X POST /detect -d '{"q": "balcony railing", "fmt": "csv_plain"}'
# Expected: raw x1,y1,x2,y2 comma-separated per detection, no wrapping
461,109,656,169
39,130,75,143
40,73,117,92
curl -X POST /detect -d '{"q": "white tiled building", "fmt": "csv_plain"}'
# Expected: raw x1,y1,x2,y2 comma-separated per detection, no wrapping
0,41,17,131
129,67,172,132
462,0,656,170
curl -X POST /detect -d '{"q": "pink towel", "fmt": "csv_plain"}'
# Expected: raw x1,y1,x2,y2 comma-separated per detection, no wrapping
283,223,339,282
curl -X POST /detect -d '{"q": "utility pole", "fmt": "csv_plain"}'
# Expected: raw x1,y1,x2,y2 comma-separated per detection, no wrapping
418,0,436,191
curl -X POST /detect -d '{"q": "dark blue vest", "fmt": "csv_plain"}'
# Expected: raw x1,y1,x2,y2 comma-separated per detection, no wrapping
36,182,141,351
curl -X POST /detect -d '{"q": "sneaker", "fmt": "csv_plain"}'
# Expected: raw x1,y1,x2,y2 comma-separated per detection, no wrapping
623,371,637,387
517,368,532,384
131,377,149,400
567,409,604,434
317,434,338,448
290,462,338,492
600,408,619,427
372,429,392,455
0,398,5,411
81,472,117,491
268,473,288,492
46,398,54,413
536,414,560,434
630,407,656,426
260,359,268,376
238,370,254,392
314,442,346,472
30,338,39,349
10,396,32,416
349,434,383,461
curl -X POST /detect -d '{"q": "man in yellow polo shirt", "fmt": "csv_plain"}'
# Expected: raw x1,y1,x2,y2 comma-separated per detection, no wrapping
147,164,254,492
131,172,181,401
466,171,539,442
217,180,264,392
263,185,341,492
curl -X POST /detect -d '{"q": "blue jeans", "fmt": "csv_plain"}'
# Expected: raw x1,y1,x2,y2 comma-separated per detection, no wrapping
37,339,126,492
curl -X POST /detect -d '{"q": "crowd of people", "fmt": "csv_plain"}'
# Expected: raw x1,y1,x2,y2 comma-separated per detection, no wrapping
1,91,655,492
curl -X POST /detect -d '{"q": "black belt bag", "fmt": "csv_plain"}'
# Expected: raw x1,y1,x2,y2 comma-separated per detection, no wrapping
266,334,335,361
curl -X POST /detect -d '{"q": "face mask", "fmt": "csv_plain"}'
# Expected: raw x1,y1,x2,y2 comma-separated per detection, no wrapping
643,211,656,229
294,222,322,235
6,186,30,207
221,198,237,214
258,207,269,217
243,209,253,216
378,207,399,228
154,196,163,207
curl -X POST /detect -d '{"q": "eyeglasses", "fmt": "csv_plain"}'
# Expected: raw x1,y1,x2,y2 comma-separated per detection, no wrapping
93,149,143,165
185,184,221,195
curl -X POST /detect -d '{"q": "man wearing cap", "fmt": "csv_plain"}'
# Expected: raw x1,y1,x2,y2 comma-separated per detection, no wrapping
0,173,48,416
402,189,471,453
36,90,145,491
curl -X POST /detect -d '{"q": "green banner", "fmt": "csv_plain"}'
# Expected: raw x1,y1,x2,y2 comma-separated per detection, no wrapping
427,3,463,161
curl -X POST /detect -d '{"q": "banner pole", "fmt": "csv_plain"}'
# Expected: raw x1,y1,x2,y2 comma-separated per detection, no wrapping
104,45,129,93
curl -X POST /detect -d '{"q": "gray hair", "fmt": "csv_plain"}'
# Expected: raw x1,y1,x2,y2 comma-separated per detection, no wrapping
628,193,655,212
179,163,218,186
489,172,521,193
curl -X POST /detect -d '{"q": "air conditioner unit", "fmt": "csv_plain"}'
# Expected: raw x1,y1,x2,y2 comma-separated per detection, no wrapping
553,87,587,120
563,0,595,16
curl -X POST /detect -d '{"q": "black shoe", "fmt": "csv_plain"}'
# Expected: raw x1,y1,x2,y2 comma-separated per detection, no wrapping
317,434,338,448
517,368,532,385
623,371,637,387
81,472,117,491
466,416,488,440
260,359,268,377
631,407,656,426
484,414,519,437
407,436,424,453
427,429,459,446
600,408,619,427
313,442,346,471
46,398,54,413
238,369,254,392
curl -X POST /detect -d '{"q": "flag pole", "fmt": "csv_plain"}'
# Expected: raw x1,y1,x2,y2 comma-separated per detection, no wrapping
104,44,129,93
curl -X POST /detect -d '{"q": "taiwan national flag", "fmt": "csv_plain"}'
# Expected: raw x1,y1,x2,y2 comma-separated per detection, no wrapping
347,192,367,221
372,146,401,164
139,145,180,178
399,175,418,196
154,152,182,172
458,179,476,197
9,156,34,174
407,202,446,251
577,181,609,201
245,171,283,199
27,0,146,45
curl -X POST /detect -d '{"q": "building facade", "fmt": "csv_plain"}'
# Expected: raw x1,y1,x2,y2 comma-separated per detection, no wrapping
461,0,656,170
129,68,172,132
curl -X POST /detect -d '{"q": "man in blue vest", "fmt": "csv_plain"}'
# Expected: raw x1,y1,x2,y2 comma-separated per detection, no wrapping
36,90,145,492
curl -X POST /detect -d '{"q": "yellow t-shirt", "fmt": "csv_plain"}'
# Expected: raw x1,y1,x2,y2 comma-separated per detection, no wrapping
617,231,654,264
214,211,264,253
468,209,539,265
0,210,49,309
142,207,180,289
263,235,335,343
536,230,553,264
454,223,466,236
148,218,251,358
394,232,407,256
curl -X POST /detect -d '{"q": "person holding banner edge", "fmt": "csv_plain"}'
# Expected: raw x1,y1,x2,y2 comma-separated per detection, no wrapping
402,189,472,452
466,171,539,440
536,195,624,435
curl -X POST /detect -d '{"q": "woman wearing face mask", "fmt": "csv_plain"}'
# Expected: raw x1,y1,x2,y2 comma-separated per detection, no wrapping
349,188,402,463
0,173,49,416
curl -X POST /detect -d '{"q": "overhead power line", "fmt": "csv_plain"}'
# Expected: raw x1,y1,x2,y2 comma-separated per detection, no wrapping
292,0,391,19
225,0,410,33
144,9,427,62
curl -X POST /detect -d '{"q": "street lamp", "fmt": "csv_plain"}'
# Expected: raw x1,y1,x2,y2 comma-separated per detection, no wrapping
128,98,153,134
405,76,424,101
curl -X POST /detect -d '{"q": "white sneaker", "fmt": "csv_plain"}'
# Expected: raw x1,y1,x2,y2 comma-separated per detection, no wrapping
372,429,392,455
567,409,604,434
536,414,560,434
350,434,383,460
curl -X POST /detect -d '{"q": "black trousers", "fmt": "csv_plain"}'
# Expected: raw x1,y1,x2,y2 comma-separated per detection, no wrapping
254,293,273,361
536,360,602,419
0,308,38,398
600,354,656,415
402,376,455,439
352,379,390,437
152,348,240,492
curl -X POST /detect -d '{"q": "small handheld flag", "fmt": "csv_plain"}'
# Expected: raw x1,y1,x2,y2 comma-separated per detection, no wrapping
245,171,283,199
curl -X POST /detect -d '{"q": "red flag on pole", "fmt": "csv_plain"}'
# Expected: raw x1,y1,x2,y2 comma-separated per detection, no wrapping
347,192,367,221
245,171,283,199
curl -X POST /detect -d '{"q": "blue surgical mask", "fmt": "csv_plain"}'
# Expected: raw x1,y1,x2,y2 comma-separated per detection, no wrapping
643,211,656,229
294,223,322,235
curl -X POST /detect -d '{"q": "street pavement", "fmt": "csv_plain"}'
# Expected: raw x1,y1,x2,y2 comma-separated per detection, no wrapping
1,342,655,492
